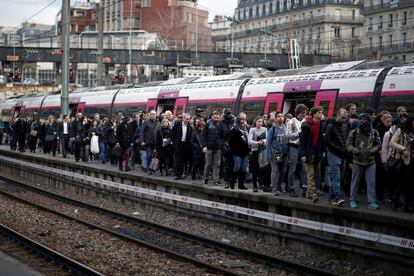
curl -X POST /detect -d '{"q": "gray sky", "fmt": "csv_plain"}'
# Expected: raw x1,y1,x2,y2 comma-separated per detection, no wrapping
0,0,237,27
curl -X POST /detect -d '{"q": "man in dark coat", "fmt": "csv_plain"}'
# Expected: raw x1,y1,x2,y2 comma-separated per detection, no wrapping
219,109,235,188
139,110,158,173
300,106,325,203
104,114,119,165
14,117,28,152
171,113,193,180
116,116,134,171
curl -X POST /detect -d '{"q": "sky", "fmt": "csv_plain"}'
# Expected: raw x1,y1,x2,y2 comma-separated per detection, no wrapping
0,0,238,27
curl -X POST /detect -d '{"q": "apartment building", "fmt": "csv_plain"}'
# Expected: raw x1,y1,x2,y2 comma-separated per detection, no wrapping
361,0,414,62
232,0,364,61
101,0,141,31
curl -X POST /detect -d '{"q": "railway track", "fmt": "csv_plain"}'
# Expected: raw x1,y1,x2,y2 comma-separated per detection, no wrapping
0,222,103,276
0,179,333,276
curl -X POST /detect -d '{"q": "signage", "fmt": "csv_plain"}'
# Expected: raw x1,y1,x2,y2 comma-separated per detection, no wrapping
7,55,19,62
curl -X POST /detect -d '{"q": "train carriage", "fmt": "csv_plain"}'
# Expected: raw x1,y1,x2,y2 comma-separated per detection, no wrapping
1,65,413,122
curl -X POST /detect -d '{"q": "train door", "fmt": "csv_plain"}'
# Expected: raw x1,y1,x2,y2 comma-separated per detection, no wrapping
146,99,158,113
263,93,284,114
314,90,338,118
77,103,85,115
11,106,23,119
173,97,188,116
69,104,78,117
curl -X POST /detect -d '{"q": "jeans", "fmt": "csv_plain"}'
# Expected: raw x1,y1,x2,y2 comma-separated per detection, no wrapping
271,155,287,192
287,146,301,192
327,151,345,200
350,163,376,203
99,142,106,162
203,149,222,182
139,146,152,170
233,155,248,173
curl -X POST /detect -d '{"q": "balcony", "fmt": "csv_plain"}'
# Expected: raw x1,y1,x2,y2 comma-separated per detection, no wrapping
362,0,414,15
233,15,363,39
358,41,414,56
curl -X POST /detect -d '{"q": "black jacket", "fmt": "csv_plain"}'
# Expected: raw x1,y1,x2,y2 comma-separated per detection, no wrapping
104,120,118,144
202,120,223,150
116,122,134,148
58,122,72,138
325,120,349,158
229,127,250,157
171,121,192,146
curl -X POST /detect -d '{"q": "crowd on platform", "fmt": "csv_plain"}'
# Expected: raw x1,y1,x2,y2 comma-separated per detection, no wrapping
0,104,413,212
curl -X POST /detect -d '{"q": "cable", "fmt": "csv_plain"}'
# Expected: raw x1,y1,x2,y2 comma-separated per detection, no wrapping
5,0,58,35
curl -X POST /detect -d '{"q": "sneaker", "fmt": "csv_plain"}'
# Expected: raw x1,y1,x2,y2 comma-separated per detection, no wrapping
336,199,345,207
350,201,358,209
224,182,230,189
273,191,281,196
202,179,208,185
368,202,380,210
306,197,318,203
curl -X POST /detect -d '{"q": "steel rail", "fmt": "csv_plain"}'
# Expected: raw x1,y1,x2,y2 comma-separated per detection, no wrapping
0,178,334,276
0,222,104,276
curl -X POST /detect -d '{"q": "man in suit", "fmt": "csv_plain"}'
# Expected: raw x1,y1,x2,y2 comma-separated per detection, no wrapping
171,113,193,180
58,115,71,158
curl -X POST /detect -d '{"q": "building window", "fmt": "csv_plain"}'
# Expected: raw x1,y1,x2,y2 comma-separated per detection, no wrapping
269,3,273,14
256,6,260,17
379,16,383,29
352,27,356,38
379,36,382,49
369,37,373,49
283,0,287,11
334,27,340,38
388,14,393,27
369,17,373,30
402,11,407,25
402,33,407,46
389,34,393,46
263,4,266,15
352,10,355,21
141,0,151,7
249,8,253,18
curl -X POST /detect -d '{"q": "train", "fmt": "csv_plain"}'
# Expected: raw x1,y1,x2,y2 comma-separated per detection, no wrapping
0,64,413,123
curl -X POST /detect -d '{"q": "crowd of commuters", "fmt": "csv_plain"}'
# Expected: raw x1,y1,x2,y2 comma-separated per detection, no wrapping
1,104,413,212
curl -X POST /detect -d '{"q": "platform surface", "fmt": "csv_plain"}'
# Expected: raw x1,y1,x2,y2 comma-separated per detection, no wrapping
0,251,42,276
1,145,413,226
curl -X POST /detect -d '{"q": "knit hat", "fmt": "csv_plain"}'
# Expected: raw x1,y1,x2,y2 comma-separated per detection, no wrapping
358,113,371,121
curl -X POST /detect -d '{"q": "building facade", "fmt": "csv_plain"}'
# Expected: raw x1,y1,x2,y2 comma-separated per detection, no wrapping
58,1,97,34
208,15,232,52
141,0,212,51
232,0,364,61
102,0,141,31
361,0,414,62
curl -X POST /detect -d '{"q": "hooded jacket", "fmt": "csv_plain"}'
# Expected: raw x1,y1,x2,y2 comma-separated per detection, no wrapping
346,123,381,166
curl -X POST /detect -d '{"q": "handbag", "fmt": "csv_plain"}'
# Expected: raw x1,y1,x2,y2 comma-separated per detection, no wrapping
149,157,159,172
258,149,269,169
90,135,100,154
387,154,402,173
272,152,283,163
162,138,171,147
30,129,38,137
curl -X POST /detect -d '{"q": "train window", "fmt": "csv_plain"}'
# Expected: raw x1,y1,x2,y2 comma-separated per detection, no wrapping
240,101,264,124
357,72,366,77
390,69,400,75
268,102,278,113
335,97,371,114
319,101,330,116
404,68,413,74
379,96,414,115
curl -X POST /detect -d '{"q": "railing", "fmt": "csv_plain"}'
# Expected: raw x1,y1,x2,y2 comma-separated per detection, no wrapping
233,15,363,39
236,0,362,22
362,0,414,14
358,41,414,55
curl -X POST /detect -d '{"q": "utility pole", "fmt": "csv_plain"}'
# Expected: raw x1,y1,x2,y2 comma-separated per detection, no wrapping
195,1,198,60
224,16,241,67
128,0,133,83
61,0,70,116
97,1,104,86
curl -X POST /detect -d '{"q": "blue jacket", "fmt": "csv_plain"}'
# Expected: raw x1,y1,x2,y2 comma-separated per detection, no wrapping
266,125,288,161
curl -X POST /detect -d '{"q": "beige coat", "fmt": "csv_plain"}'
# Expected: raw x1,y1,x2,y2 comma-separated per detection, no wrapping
389,128,411,165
